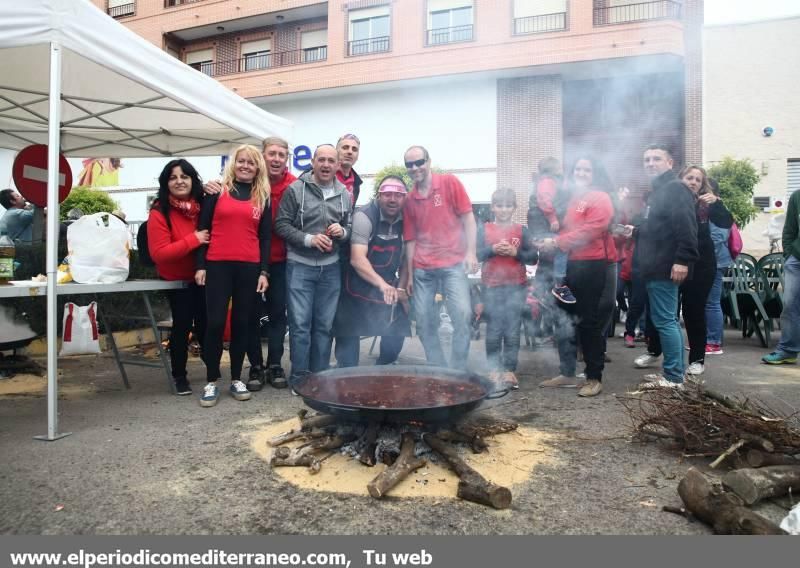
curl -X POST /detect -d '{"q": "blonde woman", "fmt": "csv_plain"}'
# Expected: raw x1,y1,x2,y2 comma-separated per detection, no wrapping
194,145,271,407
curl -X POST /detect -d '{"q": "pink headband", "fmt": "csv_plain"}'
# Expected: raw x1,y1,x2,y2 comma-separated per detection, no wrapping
379,183,407,194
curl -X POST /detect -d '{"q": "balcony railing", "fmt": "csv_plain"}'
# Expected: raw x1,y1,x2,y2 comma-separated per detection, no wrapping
347,36,391,56
191,46,328,77
108,2,135,18
513,12,567,35
427,24,474,46
593,1,682,26
164,0,206,7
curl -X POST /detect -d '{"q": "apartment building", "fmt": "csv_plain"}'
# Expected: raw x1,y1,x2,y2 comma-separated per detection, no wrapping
96,0,702,206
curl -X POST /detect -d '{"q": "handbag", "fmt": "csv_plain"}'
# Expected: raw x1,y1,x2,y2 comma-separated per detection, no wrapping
727,222,743,260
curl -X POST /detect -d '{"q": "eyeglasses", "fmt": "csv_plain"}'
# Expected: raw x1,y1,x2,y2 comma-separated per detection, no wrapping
404,158,427,169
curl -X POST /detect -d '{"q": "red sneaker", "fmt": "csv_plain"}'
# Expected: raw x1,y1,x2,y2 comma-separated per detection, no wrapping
705,344,723,355
624,334,636,348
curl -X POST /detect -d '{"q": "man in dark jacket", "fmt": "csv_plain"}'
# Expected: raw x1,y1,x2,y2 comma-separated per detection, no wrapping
336,133,362,205
761,189,800,365
637,144,698,387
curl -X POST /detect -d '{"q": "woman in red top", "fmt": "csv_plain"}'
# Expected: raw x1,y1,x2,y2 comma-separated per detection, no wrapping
536,156,616,397
195,145,271,408
147,159,209,396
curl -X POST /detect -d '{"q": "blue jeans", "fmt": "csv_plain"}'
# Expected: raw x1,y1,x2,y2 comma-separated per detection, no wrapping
646,279,685,382
776,255,800,357
539,231,567,282
484,284,525,371
286,261,341,378
705,267,726,345
412,264,472,369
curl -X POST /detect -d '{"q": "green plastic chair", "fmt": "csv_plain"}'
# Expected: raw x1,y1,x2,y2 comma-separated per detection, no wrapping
756,252,785,306
729,255,772,347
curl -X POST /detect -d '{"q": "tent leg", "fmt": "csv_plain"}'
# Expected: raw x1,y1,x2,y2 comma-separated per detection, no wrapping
35,41,71,442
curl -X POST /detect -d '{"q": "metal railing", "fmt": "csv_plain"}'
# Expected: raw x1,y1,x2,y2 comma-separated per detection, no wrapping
513,12,567,35
191,46,328,77
164,0,206,7
593,1,682,26
347,36,391,56
108,2,135,18
427,24,473,46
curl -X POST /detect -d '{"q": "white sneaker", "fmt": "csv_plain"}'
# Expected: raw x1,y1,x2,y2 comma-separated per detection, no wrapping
634,353,661,368
229,380,252,401
641,373,664,382
686,362,705,376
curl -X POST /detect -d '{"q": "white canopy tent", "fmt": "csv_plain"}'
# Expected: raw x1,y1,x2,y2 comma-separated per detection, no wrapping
0,0,294,440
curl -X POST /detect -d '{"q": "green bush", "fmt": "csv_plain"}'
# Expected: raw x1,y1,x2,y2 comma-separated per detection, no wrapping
707,157,761,228
371,163,444,198
59,187,119,221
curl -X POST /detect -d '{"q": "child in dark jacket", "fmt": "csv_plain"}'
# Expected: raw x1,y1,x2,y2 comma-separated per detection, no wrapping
478,188,538,390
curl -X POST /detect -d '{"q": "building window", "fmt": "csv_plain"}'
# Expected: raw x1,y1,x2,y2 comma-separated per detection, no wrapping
513,0,567,35
301,30,328,63
241,39,272,71
427,1,473,46
593,0,683,26
348,6,391,56
108,0,135,18
186,48,214,76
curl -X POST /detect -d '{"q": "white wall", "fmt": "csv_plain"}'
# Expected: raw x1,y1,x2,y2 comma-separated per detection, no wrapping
704,17,800,253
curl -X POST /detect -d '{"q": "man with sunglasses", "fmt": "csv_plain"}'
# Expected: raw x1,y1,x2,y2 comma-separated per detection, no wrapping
336,133,363,206
402,145,478,369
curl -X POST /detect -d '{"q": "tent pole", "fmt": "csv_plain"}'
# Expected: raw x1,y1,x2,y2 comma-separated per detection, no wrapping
35,41,70,442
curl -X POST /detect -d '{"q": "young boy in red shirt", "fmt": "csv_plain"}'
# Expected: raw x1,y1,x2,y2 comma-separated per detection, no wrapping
477,189,538,389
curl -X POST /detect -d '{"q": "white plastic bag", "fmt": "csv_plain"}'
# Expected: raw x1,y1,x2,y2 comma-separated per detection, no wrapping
781,502,800,535
67,212,130,284
59,302,102,356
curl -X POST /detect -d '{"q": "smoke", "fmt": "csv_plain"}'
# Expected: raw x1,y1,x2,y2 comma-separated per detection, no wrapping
0,305,36,344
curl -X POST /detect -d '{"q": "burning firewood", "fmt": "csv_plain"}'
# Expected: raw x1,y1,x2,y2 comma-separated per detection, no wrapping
435,429,488,454
677,468,786,535
270,432,358,473
367,433,427,499
454,415,518,439
423,433,512,510
267,414,339,447
722,466,800,506
358,422,380,466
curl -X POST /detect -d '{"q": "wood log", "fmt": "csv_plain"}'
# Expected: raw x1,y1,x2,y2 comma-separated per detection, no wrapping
423,433,512,510
710,439,746,468
358,422,380,466
722,466,800,505
266,414,339,447
268,427,329,447
435,429,488,454
270,433,357,473
745,449,800,468
367,433,426,499
455,415,518,439
677,467,786,534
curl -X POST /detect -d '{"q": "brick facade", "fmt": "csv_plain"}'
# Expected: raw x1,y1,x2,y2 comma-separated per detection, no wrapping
497,76,563,223
683,0,704,166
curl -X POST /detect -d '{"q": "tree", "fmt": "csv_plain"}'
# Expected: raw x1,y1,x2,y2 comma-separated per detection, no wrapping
59,187,119,221
707,157,760,228
371,163,413,198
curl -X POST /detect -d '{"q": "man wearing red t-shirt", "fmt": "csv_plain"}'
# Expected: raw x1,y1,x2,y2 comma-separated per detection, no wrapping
403,145,477,369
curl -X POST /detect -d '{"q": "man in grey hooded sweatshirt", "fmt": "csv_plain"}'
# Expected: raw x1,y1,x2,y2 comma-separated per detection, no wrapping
274,144,353,382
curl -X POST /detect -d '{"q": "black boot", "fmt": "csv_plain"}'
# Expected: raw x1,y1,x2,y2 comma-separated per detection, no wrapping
246,366,266,392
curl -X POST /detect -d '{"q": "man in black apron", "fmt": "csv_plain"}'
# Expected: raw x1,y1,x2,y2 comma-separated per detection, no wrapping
333,176,411,366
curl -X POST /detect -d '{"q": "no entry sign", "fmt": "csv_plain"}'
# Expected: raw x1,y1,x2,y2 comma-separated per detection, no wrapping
12,144,73,207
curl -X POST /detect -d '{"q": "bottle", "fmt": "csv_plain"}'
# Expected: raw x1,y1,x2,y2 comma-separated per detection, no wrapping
438,309,454,365
0,235,15,284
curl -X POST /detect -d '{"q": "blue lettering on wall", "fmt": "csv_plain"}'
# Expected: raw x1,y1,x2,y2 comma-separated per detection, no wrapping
293,145,312,172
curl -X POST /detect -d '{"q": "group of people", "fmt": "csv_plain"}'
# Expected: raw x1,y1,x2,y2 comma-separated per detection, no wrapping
145,135,799,407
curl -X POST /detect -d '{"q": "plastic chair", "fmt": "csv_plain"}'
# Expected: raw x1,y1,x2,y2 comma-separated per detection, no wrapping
729,255,772,347
757,252,785,306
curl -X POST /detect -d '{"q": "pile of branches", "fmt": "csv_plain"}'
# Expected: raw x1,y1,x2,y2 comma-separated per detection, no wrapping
617,384,800,458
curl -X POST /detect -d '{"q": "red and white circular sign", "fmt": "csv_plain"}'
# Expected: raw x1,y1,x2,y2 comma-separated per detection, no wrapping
11,144,73,207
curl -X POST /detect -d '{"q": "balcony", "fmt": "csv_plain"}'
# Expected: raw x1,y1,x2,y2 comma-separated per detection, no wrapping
192,46,328,77
164,0,206,7
108,2,135,18
347,36,390,56
593,1,682,26
427,24,473,46
513,12,567,35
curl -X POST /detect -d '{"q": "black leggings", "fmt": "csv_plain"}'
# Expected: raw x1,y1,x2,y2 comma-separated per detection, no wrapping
247,261,287,369
167,283,206,379
204,261,260,382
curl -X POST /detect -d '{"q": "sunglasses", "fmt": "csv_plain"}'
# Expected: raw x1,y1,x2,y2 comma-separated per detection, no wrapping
405,158,427,169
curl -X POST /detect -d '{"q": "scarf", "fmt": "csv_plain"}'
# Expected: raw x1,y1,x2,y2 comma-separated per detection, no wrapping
168,195,200,220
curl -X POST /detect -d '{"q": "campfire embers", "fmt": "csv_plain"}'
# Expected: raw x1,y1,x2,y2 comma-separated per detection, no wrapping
268,409,518,509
